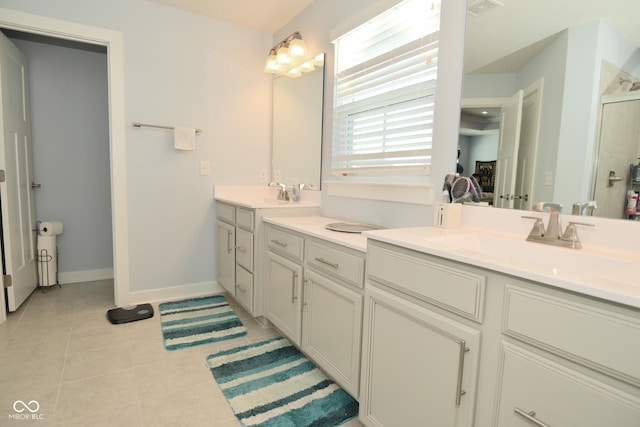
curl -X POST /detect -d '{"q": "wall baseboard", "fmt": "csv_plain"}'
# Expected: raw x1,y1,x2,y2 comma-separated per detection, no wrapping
59,268,114,284
123,281,224,306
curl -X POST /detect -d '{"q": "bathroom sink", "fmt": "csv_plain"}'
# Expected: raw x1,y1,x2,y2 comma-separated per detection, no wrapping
422,232,634,279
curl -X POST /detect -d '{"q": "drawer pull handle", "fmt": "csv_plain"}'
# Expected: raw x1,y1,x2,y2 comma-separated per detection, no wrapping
291,272,298,303
236,246,247,253
314,257,339,269
227,230,233,253
235,283,246,293
271,239,288,248
514,407,551,427
455,341,469,406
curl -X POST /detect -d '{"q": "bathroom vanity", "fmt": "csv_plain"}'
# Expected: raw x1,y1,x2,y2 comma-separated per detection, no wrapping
262,216,367,398
214,187,319,318
359,226,640,427
214,192,640,426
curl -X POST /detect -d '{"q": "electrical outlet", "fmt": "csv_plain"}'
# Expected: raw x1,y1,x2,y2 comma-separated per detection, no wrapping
544,171,553,186
259,169,268,183
274,169,282,182
200,160,211,176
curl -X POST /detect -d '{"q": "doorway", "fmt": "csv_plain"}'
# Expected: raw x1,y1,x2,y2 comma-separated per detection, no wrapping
459,79,543,211
1,29,113,311
592,92,640,219
0,8,130,325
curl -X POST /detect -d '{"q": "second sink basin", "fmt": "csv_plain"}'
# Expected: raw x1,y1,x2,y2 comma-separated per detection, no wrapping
422,232,634,279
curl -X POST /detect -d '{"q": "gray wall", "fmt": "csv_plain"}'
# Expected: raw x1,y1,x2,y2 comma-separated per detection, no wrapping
10,35,113,281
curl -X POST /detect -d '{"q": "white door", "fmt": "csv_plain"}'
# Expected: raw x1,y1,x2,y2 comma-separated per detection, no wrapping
494,90,523,208
513,82,543,211
0,33,38,312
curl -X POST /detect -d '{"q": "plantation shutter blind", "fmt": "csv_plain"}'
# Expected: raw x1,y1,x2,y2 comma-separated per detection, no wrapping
332,0,441,177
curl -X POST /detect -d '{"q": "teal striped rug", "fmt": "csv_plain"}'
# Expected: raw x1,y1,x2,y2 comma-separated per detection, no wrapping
206,336,359,426
159,295,247,351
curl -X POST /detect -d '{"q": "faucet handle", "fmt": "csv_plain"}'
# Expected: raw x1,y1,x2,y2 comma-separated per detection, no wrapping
561,221,594,249
522,215,545,237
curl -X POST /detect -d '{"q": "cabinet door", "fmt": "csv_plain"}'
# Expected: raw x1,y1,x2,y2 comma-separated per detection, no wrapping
360,286,480,427
216,220,235,295
302,270,363,398
265,250,303,345
495,343,640,427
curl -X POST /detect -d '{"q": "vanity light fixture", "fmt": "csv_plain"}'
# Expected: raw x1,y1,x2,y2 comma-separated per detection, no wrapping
264,31,318,78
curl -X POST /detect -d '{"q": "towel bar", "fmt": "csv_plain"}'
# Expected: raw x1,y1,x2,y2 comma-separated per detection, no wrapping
132,122,202,134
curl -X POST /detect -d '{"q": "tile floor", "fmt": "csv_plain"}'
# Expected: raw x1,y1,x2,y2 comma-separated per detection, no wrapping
0,281,363,426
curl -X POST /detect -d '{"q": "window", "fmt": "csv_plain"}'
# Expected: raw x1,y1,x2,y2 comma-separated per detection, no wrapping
332,0,441,180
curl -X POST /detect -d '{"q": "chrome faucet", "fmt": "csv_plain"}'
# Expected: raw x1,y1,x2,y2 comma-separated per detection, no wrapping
572,200,598,216
268,182,290,201
522,202,594,249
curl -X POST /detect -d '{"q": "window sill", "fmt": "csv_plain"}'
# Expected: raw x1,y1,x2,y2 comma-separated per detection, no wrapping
325,180,435,205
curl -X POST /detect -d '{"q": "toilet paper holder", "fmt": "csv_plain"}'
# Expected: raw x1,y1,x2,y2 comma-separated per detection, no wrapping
35,220,63,289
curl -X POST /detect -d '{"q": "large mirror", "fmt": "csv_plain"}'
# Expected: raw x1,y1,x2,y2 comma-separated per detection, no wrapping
459,0,640,220
272,55,325,190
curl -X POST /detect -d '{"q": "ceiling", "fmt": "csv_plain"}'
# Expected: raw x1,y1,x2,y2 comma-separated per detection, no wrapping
147,0,639,72
146,0,316,33
465,0,640,74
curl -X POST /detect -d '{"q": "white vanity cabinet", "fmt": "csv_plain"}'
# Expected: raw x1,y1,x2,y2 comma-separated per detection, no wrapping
265,225,305,344
359,240,482,427
215,203,237,295
215,201,317,317
494,282,640,427
362,232,640,427
302,237,365,398
216,203,255,311
264,222,365,398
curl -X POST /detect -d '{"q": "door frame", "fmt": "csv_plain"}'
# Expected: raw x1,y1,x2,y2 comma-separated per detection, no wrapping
0,7,130,317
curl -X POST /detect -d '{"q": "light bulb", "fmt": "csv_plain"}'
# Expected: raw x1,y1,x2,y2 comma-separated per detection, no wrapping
299,61,315,73
276,45,290,64
285,67,302,78
263,50,280,73
288,38,308,59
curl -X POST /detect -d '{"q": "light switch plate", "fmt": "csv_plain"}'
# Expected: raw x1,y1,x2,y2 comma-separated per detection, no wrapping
200,160,211,176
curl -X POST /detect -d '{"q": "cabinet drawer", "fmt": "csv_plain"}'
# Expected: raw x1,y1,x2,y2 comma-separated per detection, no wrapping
367,243,485,322
235,228,254,272
235,265,253,313
216,202,235,224
266,226,304,261
504,286,640,386
306,240,364,288
495,343,640,427
235,208,254,231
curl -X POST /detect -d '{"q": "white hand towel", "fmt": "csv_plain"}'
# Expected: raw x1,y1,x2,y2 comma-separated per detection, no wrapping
174,127,196,150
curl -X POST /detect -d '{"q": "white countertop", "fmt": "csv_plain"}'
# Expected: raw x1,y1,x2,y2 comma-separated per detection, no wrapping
214,185,321,209
263,216,369,252
364,226,640,309
215,195,320,209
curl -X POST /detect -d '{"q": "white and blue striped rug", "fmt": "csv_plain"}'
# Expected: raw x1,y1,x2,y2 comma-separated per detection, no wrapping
159,295,247,351
206,336,359,426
